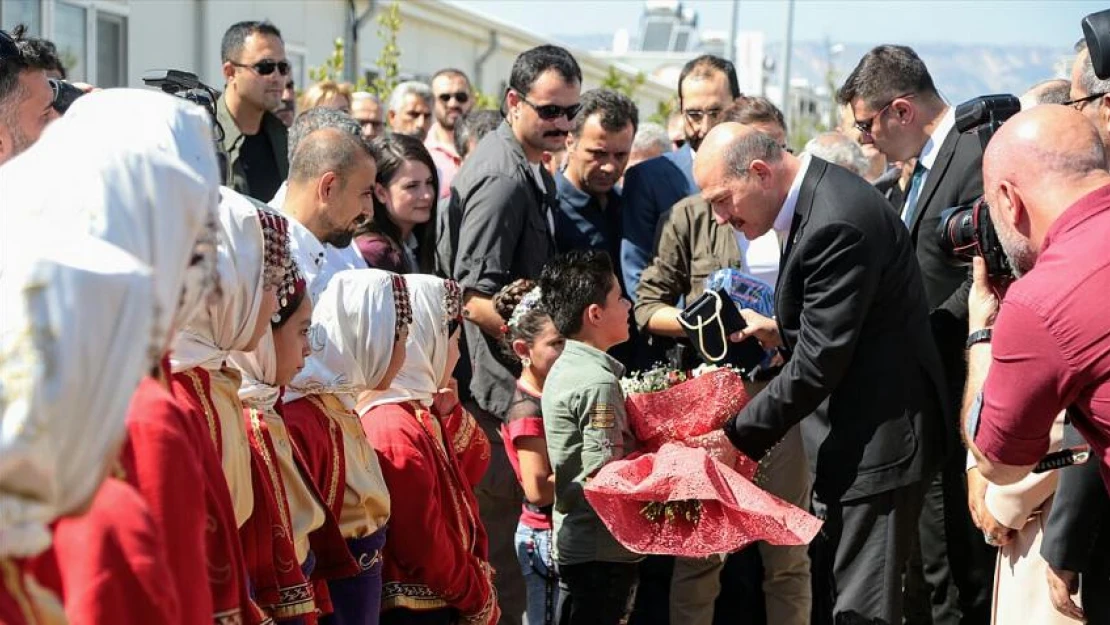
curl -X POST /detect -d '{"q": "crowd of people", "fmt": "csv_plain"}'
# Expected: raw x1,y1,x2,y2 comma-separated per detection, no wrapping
2,12,1110,625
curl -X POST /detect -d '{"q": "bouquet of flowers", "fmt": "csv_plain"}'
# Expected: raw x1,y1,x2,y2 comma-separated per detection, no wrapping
622,364,756,476
584,444,822,557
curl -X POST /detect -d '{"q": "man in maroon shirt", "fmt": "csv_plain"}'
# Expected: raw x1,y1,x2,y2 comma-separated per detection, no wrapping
963,104,1110,492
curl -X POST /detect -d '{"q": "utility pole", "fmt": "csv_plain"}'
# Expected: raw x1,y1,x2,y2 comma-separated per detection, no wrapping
780,0,795,133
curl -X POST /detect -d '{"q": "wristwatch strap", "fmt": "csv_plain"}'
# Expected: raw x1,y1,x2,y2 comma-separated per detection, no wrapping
966,328,993,349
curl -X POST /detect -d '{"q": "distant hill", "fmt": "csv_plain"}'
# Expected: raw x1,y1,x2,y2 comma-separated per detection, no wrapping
556,35,1073,105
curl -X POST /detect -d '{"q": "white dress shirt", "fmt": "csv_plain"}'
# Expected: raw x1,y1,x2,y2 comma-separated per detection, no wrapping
903,106,955,224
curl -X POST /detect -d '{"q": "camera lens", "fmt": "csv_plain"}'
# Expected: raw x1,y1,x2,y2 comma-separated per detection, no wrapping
938,204,978,260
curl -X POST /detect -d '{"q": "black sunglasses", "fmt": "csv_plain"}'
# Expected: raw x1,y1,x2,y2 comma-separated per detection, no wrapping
230,59,291,77
1063,91,1108,110
1,29,19,61
514,90,582,121
437,91,469,104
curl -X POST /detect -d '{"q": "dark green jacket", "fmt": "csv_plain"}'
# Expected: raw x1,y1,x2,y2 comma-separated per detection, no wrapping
216,93,289,200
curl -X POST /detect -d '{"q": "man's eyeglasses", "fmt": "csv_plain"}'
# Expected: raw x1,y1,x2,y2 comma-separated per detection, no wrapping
437,91,470,104
683,108,723,124
230,59,291,77
853,93,915,136
1064,91,1108,111
514,90,582,121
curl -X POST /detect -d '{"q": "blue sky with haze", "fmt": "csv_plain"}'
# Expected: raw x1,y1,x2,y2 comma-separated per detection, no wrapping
451,0,1105,49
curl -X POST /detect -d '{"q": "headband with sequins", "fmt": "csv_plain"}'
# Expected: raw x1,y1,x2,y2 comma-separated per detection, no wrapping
257,209,300,323
390,273,413,340
443,279,463,334
508,286,543,331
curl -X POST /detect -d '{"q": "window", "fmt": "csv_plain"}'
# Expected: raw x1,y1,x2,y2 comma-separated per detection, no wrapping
40,2,128,87
95,11,125,87
53,1,86,81
0,0,42,34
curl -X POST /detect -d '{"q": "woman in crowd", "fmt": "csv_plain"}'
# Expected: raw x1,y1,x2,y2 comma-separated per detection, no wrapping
356,134,439,274
282,269,410,625
494,279,566,625
360,274,499,625
299,80,353,114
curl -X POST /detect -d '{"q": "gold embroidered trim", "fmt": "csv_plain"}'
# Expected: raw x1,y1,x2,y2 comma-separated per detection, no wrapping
267,581,315,619
249,409,294,547
412,404,479,553
1,558,40,625
305,395,343,511
184,368,220,448
381,581,450,611
451,411,476,455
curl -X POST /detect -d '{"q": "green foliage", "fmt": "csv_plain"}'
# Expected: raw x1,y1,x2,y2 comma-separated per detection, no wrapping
471,89,500,111
648,98,676,125
788,115,828,154
600,65,646,100
371,1,403,100
307,38,345,84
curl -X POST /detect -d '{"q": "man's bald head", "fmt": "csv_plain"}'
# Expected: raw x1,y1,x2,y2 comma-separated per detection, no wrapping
289,127,374,184
983,105,1110,274
695,122,784,184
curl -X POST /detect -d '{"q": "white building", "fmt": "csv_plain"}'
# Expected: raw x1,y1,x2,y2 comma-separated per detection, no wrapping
0,0,673,113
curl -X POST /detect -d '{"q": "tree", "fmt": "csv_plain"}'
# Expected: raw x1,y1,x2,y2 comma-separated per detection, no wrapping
600,65,646,100
648,98,676,125
371,1,402,100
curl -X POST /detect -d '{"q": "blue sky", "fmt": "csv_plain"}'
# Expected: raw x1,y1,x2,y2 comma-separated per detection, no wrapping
451,0,1105,48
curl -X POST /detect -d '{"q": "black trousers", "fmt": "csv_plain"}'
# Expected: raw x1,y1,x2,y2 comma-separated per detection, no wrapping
558,561,639,625
380,608,457,625
810,481,927,625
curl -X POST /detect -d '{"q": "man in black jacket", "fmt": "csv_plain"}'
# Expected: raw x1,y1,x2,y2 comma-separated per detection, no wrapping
697,123,946,625
838,45,988,625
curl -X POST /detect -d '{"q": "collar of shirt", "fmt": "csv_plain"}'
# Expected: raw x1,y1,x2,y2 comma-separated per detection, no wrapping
919,106,956,173
424,125,461,163
554,170,619,213
287,216,328,273
774,153,812,238
563,339,626,379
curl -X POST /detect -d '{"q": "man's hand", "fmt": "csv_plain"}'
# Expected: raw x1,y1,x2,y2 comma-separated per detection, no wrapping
730,309,782,349
1046,565,1086,621
969,256,1002,332
966,466,1014,547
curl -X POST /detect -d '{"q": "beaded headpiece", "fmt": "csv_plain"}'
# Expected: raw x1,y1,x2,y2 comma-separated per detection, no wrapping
390,273,413,340
508,286,543,331
256,208,299,323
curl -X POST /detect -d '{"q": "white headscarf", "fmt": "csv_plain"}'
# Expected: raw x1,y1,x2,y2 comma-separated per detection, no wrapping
363,274,461,410
0,88,221,363
285,269,407,405
172,188,267,373
230,331,282,411
0,237,154,557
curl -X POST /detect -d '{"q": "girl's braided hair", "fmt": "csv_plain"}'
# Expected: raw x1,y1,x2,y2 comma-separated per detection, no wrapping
492,278,550,362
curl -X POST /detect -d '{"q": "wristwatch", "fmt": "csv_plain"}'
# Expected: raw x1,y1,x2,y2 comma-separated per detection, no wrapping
966,328,993,349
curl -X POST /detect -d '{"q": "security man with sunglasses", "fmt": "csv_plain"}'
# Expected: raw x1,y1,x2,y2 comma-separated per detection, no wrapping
426,68,474,198
445,44,582,625
217,20,290,202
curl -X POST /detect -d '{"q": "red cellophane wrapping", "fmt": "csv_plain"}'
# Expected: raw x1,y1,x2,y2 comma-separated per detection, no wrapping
625,368,757,477
585,444,823,557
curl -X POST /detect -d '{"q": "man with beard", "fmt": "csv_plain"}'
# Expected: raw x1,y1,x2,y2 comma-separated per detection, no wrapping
620,54,743,300
275,75,295,127
217,20,290,202
280,127,376,302
427,68,474,197
447,44,582,625
0,26,60,165
387,80,433,141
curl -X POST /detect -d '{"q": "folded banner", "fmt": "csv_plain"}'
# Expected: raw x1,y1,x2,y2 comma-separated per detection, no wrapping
584,444,823,557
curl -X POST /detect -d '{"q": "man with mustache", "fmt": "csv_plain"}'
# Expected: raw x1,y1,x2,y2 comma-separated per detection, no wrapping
426,68,474,197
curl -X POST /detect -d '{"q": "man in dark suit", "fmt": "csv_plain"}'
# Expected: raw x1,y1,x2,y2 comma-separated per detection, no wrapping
619,54,743,300
696,123,947,625
838,45,988,625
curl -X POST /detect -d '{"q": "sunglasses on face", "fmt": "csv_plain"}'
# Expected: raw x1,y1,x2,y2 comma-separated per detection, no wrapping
853,93,915,136
437,91,470,104
230,59,291,77
514,89,582,121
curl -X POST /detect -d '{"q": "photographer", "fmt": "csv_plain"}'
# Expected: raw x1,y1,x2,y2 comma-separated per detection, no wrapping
963,104,1110,490
0,26,60,164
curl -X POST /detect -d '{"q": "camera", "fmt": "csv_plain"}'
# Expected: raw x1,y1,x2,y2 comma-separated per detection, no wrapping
1083,9,1110,79
142,69,228,183
936,94,1020,280
49,78,85,114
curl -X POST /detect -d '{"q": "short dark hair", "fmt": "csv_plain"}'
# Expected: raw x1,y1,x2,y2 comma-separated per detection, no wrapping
289,127,374,184
722,96,786,133
837,44,937,109
289,107,361,163
221,21,283,63
1,25,59,114
509,45,582,95
363,133,439,273
15,30,64,79
572,88,639,137
454,109,502,159
678,54,741,105
539,250,615,338
431,68,471,88
724,131,784,179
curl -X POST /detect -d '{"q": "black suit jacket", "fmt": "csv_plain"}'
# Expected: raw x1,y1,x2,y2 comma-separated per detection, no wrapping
906,126,984,439
726,158,947,502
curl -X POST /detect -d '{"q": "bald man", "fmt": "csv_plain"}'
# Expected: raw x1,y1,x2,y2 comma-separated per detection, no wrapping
697,122,947,625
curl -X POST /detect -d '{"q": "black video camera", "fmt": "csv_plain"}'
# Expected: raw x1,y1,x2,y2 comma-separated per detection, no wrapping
936,94,1021,280
1083,9,1110,80
142,69,228,183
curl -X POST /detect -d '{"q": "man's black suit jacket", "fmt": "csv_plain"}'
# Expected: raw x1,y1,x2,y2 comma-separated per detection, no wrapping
726,158,948,502
906,126,984,439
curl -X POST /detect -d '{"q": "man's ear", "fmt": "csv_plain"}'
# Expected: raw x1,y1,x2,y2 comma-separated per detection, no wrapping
221,61,236,85
1099,96,1110,138
998,181,1031,236
317,171,338,203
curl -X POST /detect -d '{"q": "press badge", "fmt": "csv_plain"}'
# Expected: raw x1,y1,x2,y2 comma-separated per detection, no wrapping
589,403,616,429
